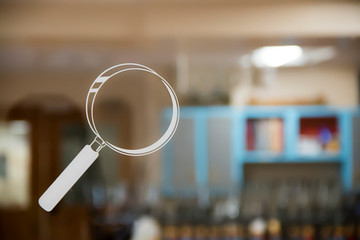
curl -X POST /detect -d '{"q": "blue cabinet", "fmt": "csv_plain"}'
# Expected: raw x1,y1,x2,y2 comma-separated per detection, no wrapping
162,106,359,196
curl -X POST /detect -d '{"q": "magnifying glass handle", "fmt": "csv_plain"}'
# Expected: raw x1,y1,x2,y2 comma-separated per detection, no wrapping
38,145,99,212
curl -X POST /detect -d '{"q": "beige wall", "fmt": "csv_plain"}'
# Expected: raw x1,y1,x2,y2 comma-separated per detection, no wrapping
231,65,359,107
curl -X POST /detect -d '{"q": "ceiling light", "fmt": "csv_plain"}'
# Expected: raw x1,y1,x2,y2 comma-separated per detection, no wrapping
251,45,303,68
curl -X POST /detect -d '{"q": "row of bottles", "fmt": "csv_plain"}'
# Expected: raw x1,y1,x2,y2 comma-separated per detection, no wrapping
87,180,360,240
238,180,343,222
139,180,360,240
161,220,360,240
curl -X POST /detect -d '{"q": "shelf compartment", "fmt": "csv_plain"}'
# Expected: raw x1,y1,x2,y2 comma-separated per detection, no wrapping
298,117,340,155
246,118,284,153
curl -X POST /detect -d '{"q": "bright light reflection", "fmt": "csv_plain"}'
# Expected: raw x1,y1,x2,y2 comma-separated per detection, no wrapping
252,45,303,68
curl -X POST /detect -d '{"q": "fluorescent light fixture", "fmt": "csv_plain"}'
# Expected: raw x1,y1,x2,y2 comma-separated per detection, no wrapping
252,45,303,68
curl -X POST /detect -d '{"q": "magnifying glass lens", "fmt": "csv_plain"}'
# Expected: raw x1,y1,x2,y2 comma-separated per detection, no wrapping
94,70,172,149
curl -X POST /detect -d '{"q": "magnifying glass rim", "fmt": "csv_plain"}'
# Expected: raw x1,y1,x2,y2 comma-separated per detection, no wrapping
85,63,179,156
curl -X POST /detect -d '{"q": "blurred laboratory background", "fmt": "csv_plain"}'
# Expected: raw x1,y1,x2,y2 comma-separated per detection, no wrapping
1,0,360,240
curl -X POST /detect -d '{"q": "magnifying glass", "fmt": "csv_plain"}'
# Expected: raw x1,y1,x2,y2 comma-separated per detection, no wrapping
38,63,180,212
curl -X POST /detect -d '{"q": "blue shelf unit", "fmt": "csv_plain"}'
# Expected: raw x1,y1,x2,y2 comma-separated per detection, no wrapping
162,106,359,197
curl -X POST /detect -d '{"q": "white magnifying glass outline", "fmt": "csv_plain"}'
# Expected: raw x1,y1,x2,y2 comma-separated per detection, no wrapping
39,63,180,212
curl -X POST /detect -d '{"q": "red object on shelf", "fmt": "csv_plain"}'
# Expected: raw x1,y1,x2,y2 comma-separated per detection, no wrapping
300,117,338,137
246,120,255,151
